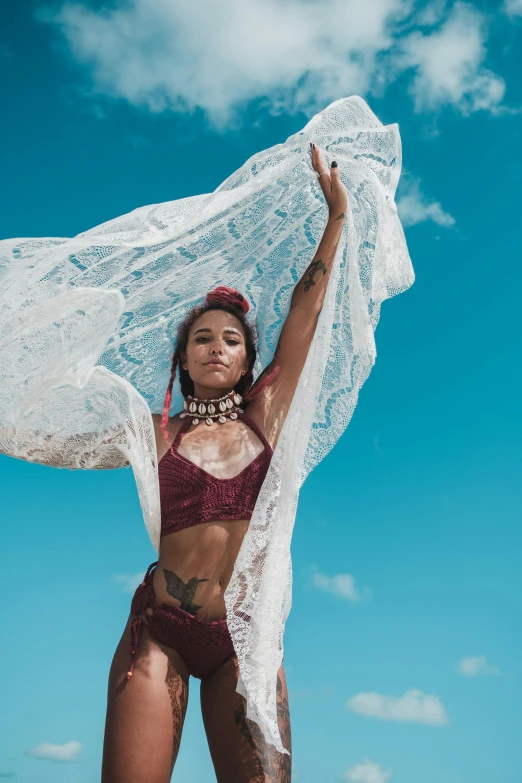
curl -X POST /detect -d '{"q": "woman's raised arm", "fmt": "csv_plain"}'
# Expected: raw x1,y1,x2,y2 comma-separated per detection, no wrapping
245,146,347,445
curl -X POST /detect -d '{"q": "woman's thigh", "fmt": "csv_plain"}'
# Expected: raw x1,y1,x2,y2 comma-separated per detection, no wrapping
102,613,190,783
200,654,292,783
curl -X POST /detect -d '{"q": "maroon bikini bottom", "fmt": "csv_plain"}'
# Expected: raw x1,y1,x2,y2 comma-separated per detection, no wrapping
125,560,236,681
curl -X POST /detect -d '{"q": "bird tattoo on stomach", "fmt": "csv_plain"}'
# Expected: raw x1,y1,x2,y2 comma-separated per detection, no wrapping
163,568,209,616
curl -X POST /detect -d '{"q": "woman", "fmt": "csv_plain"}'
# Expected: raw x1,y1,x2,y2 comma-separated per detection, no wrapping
1,96,414,782
102,145,347,782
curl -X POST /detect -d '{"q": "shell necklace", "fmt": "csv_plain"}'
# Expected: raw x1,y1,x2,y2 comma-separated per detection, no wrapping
180,389,243,426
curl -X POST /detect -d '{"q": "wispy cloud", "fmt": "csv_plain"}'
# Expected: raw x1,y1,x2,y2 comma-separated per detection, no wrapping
397,177,455,227
346,688,450,725
503,0,522,16
344,758,393,783
398,2,505,115
457,655,502,677
27,740,82,762
36,0,507,128
112,571,144,593
310,567,371,603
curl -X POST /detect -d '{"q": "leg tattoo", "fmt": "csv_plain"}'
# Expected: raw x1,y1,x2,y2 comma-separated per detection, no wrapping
165,659,188,773
276,674,292,782
233,674,292,782
163,568,209,615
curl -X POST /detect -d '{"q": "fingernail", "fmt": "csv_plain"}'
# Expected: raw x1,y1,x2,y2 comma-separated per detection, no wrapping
331,161,338,168
312,143,315,149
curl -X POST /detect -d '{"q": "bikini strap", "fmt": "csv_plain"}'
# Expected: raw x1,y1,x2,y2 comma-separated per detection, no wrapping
169,408,272,454
170,414,192,452
237,409,273,453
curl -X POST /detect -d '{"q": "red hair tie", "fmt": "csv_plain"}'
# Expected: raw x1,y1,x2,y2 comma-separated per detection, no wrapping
205,286,250,314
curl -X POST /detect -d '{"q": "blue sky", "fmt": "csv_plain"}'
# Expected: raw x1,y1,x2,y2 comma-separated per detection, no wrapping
1,1,521,782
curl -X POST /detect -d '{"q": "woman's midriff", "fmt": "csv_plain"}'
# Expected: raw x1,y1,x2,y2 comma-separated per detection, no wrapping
152,518,250,622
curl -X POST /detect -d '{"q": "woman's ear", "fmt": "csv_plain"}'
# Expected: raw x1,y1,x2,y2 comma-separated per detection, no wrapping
180,350,188,370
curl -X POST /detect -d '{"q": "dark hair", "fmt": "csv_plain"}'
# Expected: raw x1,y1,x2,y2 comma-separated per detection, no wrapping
160,286,279,444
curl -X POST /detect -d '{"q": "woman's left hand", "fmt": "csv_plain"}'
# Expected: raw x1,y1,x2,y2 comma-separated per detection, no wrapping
310,143,348,219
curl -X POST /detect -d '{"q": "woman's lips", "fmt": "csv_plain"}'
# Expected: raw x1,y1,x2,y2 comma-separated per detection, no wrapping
205,360,226,366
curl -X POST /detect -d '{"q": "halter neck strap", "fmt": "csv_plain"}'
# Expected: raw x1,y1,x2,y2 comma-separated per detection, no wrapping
170,407,272,454
170,414,192,451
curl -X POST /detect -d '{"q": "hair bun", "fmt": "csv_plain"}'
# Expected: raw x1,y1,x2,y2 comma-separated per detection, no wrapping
205,286,250,314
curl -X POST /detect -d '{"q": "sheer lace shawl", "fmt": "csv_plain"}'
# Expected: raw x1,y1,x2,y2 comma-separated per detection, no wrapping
0,96,414,756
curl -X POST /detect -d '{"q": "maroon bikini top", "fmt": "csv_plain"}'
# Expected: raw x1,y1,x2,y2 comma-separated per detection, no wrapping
158,409,273,537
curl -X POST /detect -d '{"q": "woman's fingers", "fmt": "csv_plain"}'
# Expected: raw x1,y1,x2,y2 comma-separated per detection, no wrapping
310,144,347,214
329,162,342,197
328,161,348,214
310,143,331,196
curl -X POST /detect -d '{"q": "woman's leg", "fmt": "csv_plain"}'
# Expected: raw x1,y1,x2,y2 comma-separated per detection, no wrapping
102,613,190,783
200,654,292,783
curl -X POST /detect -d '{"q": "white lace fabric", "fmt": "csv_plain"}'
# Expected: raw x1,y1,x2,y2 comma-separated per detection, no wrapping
0,96,414,757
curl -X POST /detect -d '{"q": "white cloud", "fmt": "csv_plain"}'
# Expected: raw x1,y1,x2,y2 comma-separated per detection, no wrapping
112,571,144,593
27,740,82,762
398,2,505,114
37,0,506,128
415,0,448,27
311,569,369,602
397,178,455,227
346,688,450,725
345,758,392,783
504,0,522,16
457,655,502,677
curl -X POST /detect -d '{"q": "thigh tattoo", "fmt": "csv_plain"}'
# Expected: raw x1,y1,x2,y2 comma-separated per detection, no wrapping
233,674,292,782
165,659,188,773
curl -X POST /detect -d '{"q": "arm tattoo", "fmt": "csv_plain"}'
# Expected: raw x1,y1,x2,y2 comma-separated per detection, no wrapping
335,211,346,221
163,568,209,616
303,259,327,292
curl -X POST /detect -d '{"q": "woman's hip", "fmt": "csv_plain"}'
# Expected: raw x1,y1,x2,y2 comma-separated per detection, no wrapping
127,561,236,680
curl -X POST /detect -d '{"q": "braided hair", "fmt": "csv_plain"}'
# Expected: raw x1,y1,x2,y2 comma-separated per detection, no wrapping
160,286,280,444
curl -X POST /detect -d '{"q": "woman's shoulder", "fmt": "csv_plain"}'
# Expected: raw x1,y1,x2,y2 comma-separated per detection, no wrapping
151,411,185,449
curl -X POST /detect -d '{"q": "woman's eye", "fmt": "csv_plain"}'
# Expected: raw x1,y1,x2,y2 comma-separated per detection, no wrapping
194,337,240,346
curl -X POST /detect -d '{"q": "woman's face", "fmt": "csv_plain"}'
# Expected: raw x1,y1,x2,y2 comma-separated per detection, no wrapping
181,309,249,394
